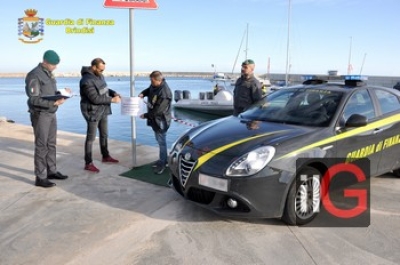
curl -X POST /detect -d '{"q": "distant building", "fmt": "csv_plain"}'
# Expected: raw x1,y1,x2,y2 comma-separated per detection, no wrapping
328,70,338,76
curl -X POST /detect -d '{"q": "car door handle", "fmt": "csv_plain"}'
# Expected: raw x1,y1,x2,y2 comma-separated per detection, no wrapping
373,128,383,134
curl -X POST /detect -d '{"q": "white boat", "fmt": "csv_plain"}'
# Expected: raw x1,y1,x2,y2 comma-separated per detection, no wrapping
173,83,234,116
211,72,231,82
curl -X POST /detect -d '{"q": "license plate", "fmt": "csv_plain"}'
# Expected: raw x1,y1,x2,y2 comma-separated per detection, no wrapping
198,174,228,192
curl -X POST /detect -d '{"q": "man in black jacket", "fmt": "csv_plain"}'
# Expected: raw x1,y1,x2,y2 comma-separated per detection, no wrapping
79,58,121,173
139,71,172,174
233,59,263,116
25,50,70,188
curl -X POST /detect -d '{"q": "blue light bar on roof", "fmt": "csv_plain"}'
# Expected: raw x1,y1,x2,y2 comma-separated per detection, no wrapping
343,75,368,80
301,75,318,80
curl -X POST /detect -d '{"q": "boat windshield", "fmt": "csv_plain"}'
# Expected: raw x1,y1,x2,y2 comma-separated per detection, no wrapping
240,87,344,127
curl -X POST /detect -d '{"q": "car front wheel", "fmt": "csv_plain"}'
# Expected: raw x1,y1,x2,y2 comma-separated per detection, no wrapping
282,166,321,225
392,168,400,178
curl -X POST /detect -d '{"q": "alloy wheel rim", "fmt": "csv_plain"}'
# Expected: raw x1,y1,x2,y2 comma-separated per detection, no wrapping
295,176,320,220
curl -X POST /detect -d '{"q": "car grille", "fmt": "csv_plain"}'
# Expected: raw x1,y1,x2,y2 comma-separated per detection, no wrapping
179,155,196,187
188,187,215,204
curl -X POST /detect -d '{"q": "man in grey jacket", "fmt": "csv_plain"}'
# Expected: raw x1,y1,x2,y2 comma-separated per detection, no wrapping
79,58,121,173
25,50,71,188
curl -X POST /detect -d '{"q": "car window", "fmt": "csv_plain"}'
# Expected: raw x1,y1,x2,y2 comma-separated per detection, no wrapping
343,90,376,120
373,89,400,115
241,88,343,127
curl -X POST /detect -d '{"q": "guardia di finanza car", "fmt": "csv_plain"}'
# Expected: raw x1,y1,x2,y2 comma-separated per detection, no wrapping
168,76,400,225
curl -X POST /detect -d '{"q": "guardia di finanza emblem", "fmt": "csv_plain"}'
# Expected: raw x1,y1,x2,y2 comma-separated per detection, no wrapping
18,9,44,44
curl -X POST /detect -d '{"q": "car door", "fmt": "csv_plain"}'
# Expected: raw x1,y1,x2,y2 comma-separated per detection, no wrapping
368,88,400,174
334,89,381,177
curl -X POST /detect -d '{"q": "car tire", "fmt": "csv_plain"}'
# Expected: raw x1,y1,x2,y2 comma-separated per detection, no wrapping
392,168,400,178
282,166,321,225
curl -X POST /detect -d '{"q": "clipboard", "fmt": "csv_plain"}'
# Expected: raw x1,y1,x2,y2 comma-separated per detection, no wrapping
41,94,71,100
41,88,72,100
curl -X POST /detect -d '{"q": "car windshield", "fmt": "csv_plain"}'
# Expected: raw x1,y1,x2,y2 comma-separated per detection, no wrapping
240,87,344,127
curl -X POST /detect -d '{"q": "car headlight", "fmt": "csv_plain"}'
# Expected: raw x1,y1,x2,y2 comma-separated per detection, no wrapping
226,146,275,177
171,141,183,153
170,134,187,153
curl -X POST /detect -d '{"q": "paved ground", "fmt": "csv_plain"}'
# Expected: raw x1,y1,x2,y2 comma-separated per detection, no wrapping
1,121,400,265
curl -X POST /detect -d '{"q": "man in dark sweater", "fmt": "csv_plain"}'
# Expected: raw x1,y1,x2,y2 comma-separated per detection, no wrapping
139,71,172,174
79,58,121,173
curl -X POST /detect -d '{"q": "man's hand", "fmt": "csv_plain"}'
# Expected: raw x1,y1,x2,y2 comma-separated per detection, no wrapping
111,95,121,103
54,98,65,106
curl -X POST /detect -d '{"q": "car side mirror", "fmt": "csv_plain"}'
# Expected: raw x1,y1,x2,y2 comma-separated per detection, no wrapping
345,114,368,128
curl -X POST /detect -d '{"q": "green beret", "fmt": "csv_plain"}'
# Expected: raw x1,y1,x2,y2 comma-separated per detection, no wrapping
43,50,60,65
242,59,255,65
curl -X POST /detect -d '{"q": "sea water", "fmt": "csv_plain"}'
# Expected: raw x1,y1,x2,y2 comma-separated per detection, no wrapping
0,76,227,147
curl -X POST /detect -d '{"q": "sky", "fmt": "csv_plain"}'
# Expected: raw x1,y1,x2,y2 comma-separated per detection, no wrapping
2,0,400,76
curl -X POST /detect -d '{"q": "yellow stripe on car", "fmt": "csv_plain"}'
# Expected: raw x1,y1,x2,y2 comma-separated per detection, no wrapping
276,113,400,160
194,131,286,171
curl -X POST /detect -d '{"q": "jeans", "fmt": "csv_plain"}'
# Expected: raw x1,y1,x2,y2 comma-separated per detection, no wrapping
84,115,109,164
154,130,167,165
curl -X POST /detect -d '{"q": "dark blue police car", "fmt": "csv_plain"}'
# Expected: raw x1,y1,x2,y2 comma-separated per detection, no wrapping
168,76,400,225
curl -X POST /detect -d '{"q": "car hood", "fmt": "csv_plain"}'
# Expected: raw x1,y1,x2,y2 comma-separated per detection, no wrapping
182,116,315,157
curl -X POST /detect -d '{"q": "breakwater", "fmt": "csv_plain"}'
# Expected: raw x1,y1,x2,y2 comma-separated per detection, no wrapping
1,72,399,87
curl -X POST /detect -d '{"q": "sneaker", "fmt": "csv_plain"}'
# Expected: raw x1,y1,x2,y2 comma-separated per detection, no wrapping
85,163,100,173
152,160,168,168
102,156,119,163
151,160,162,168
154,164,166,175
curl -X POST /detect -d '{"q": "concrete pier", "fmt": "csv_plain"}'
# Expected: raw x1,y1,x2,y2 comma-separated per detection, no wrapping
1,122,400,265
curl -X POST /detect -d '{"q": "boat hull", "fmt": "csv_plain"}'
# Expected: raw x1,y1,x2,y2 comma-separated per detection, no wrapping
173,89,234,116
173,100,233,116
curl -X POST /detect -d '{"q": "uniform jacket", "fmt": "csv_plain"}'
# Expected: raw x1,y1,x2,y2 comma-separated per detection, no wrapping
25,63,59,113
233,74,262,116
79,66,117,122
140,79,172,132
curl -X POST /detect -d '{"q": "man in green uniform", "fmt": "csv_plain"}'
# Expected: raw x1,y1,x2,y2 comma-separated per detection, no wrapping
25,50,70,188
233,59,263,116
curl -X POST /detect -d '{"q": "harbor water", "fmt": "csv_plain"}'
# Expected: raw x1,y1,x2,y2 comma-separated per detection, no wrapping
0,76,227,148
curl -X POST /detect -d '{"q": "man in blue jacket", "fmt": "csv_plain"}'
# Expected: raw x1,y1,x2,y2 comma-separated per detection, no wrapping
139,71,172,174
79,58,121,173
25,50,70,188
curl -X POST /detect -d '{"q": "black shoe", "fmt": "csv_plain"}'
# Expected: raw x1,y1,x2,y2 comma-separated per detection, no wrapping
154,164,166,175
35,177,56,188
48,171,68,180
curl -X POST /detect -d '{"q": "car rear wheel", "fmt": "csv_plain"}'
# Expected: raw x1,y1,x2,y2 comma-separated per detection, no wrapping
392,168,400,178
282,166,321,225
